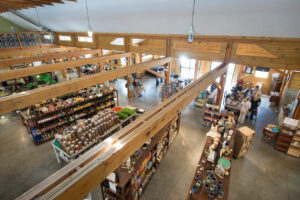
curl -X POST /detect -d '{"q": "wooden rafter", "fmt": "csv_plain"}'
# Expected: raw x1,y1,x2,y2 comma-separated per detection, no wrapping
0,49,102,68
0,0,76,13
0,52,131,81
0,57,171,114
16,63,227,200
0,47,78,59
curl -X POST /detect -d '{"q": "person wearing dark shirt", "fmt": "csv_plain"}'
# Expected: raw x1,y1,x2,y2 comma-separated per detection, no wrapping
249,95,261,120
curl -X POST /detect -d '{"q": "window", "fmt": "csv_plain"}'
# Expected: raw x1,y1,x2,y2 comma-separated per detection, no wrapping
110,38,124,45
59,35,71,41
44,35,51,40
255,67,270,78
180,57,196,79
211,61,222,83
78,36,93,43
224,63,236,92
142,54,153,62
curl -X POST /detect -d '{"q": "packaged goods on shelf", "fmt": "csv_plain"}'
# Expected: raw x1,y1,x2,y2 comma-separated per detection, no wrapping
100,114,181,200
19,85,118,144
52,106,144,163
187,110,237,200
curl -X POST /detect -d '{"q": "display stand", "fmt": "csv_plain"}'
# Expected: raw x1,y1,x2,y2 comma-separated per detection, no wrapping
186,115,235,200
20,90,118,144
202,104,220,128
52,113,137,163
275,118,299,152
100,114,180,200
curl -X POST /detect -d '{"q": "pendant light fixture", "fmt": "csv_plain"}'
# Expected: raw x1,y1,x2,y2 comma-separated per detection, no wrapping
84,0,93,37
188,0,196,43
35,7,43,34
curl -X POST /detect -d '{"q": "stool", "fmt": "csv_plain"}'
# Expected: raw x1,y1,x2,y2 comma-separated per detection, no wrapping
261,127,278,145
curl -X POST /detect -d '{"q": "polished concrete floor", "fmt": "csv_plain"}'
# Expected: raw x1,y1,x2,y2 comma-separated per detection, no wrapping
0,76,299,200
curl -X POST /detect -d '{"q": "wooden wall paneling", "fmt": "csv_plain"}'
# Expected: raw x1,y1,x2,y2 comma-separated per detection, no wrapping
0,57,171,114
288,71,300,90
0,53,131,81
171,38,226,61
53,32,300,70
0,49,102,69
199,60,211,77
16,63,227,200
237,66,285,95
97,36,125,52
194,60,200,80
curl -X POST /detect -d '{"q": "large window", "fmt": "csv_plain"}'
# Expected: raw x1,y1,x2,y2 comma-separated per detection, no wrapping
255,67,270,78
59,35,71,41
180,57,196,79
78,36,93,43
225,63,236,92
211,61,222,83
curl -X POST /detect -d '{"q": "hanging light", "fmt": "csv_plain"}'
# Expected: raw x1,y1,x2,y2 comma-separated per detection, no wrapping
84,0,93,37
188,0,196,43
35,7,43,34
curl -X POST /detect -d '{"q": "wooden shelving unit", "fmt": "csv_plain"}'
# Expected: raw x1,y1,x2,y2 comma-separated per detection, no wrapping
100,115,180,200
20,90,118,144
275,118,299,153
287,126,300,157
202,104,220,128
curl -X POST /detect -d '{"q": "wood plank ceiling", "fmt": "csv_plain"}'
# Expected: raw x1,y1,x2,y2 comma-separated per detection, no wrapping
0,0,77,13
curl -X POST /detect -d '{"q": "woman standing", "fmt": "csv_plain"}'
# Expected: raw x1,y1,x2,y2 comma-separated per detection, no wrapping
238,98,248,123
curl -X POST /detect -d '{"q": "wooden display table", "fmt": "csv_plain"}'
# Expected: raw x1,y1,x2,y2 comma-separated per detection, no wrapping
186,130,235,200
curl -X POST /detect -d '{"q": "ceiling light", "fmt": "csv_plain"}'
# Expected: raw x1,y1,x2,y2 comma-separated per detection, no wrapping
188,0,196,43
88,29,93,37
84,0,93,37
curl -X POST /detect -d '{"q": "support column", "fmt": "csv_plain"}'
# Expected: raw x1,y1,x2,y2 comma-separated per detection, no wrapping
76,67,83,77
61,69,68,79
126,55,133,98
216,73,226,106
279,69,290,106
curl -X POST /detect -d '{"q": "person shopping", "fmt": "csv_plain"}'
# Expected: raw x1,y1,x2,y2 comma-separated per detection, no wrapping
238,98,248,123
249,94,261,120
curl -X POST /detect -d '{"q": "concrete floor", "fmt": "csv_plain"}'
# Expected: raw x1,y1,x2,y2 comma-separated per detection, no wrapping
0,76,299,200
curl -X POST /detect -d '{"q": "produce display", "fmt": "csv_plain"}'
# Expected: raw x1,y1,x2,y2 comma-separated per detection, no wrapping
117,108,136,119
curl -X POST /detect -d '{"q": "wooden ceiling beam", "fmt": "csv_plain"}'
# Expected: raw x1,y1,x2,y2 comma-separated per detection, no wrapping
0,57,171,114
0,47,78,59
0,49,102,68
0,0,76,12
16,62,227,200
0,52,131,81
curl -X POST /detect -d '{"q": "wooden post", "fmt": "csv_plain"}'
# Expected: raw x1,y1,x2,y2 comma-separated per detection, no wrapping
194,60,200,80
279,69,290,105
76,67,83,77
37,33,42,48
16,33,22,49
216,73,226,106
61,69,68,79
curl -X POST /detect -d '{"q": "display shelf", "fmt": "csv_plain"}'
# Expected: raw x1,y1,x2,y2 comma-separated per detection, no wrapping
287,127,300,157
52,112,138,163
202,104,221,127
186,126,236,200
276,119,299,153
21,90,117,145
101,115,181,200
